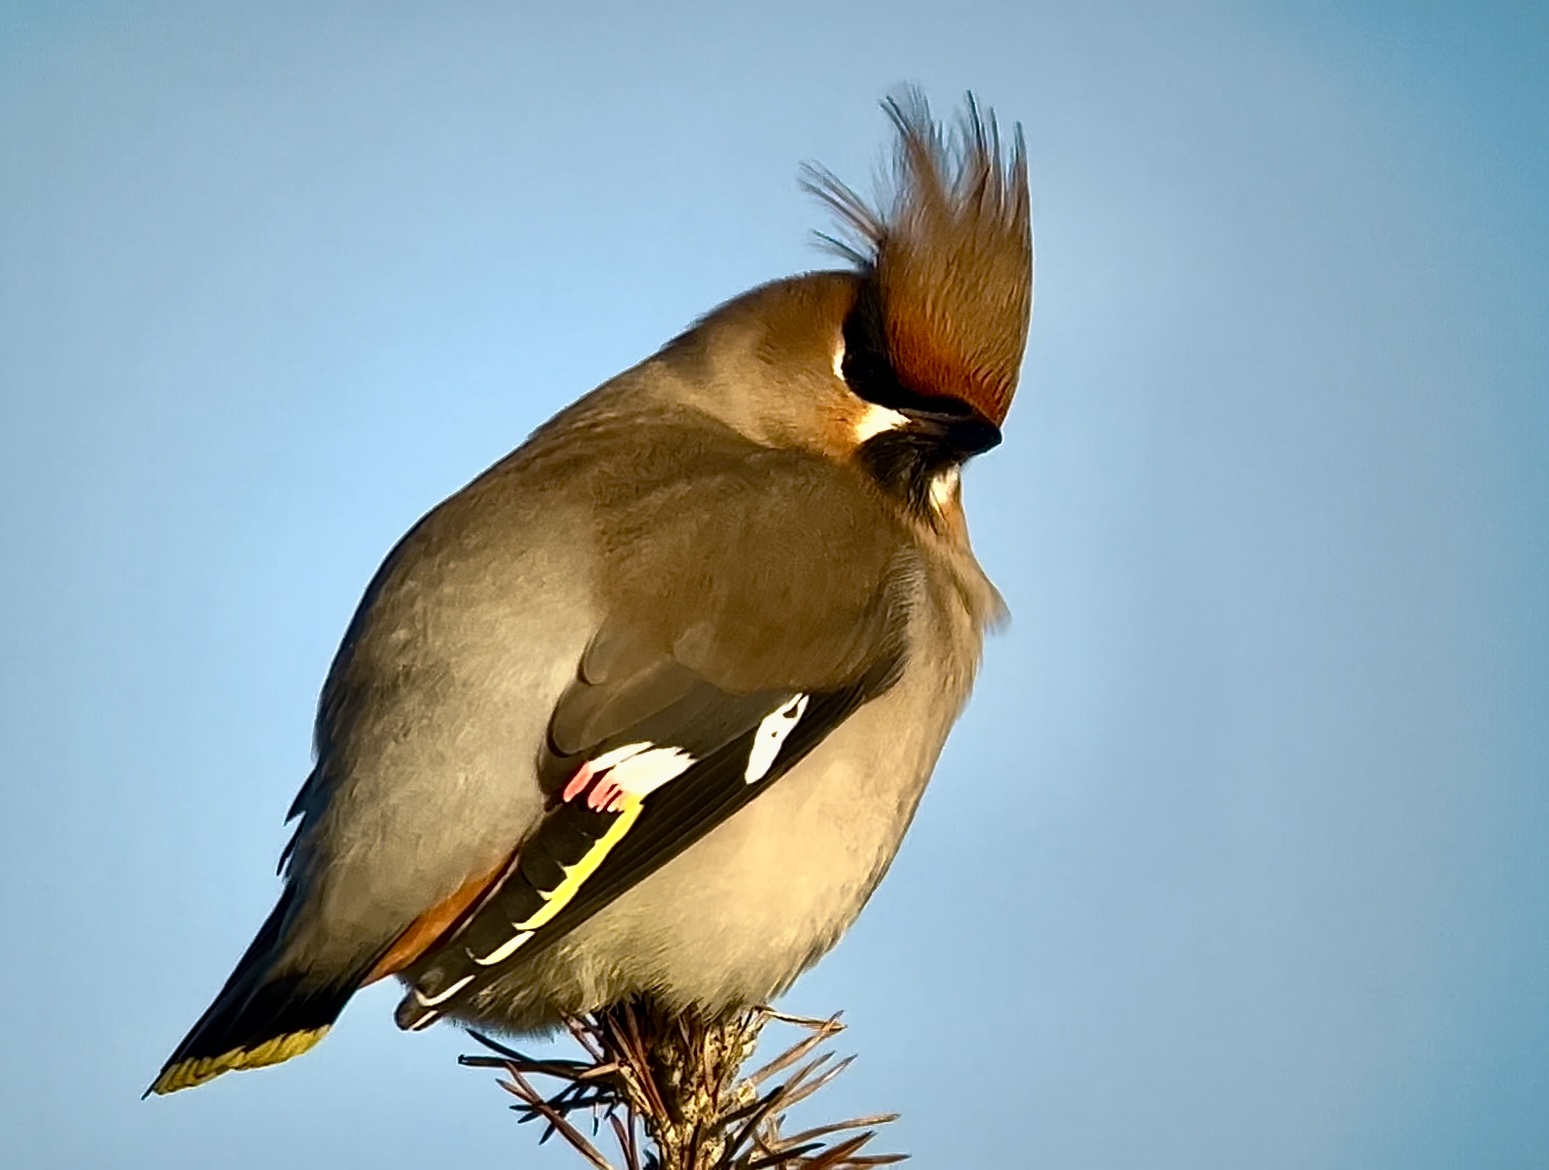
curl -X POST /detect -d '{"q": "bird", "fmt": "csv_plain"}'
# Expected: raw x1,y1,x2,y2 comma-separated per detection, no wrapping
150,89,1033,1096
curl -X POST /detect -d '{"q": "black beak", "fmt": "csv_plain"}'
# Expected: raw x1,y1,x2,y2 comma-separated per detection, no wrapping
899,404,1002,459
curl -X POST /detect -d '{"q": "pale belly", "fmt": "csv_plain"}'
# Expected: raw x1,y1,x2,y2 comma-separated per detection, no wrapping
457,666,962,1032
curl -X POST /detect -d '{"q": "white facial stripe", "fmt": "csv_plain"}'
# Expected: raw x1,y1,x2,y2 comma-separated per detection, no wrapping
745,694,810,783
607,746,697,797
853,403,909,445
929,466,961,511
472,929,534,967
413,974,474,1008
832,337,846,380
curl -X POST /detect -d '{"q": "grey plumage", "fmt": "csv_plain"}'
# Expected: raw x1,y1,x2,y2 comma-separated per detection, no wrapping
153,91,1031,1095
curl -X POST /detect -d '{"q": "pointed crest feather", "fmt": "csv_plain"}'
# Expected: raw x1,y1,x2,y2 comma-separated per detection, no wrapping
803,88,1033,424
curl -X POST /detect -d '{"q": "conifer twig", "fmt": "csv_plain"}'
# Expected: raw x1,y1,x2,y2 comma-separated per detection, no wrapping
460,999,904,1169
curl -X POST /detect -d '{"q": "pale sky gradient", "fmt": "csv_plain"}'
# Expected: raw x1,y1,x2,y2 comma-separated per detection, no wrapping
2,3,1545,1167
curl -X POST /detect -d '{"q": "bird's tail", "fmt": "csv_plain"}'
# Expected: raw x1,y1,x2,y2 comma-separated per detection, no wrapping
148,887,359,1096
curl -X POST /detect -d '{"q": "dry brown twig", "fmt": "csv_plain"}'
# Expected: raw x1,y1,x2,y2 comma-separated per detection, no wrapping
460,999,905,1169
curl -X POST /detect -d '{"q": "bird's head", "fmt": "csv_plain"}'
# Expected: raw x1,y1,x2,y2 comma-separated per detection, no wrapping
661,90,1033,522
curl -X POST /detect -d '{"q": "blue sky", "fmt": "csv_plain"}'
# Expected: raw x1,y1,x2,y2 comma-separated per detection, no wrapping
2,3,1545,1167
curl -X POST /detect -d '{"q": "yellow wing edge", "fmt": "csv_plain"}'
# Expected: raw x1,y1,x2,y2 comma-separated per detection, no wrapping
149,1026,330,1095
514,796,644,933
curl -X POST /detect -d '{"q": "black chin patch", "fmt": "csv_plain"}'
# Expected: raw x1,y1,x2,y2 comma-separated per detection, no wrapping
842,282,1000,512
856,419,993,515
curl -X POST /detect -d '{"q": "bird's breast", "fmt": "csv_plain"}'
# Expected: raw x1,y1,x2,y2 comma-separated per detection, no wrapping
466,570,988,1027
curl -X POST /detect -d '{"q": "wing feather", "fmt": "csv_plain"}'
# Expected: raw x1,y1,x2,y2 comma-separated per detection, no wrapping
394,656,896,1028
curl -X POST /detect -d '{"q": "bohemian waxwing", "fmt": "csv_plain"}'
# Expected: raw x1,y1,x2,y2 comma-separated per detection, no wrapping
152,90,1033,1096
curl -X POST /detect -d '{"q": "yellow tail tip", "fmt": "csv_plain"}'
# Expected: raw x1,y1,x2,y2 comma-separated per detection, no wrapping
149,1026,331,1096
